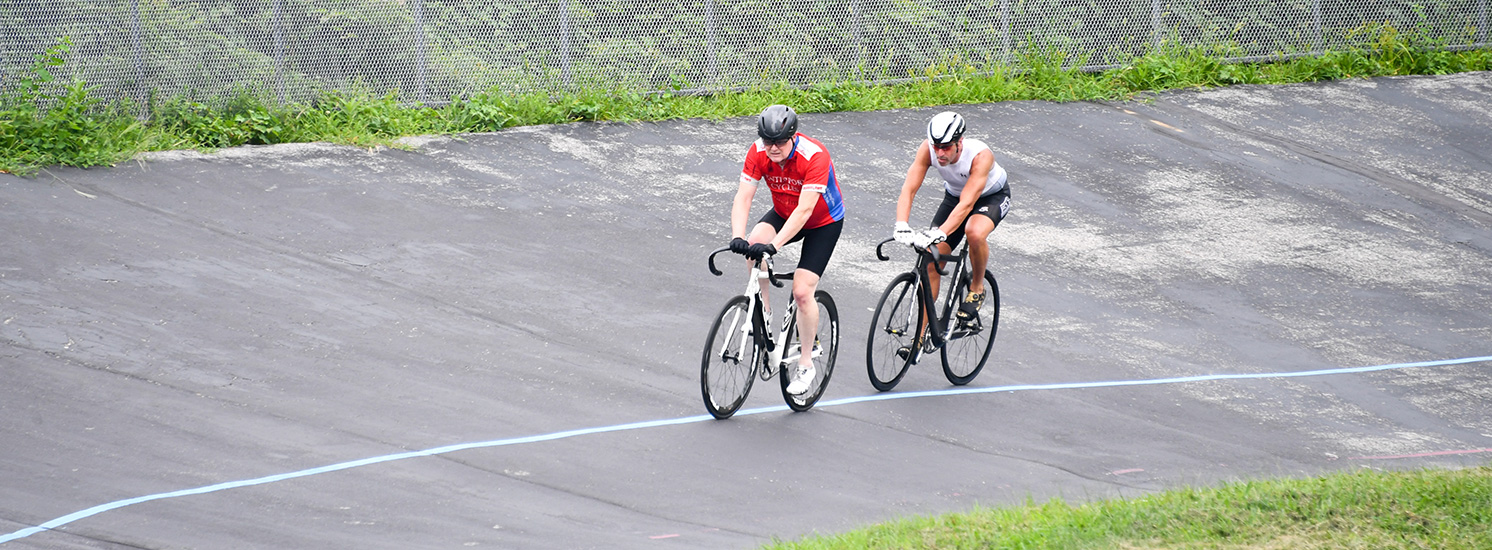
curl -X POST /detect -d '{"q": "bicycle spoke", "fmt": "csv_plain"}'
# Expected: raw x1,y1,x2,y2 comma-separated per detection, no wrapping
702,296,758,418
866,272,919,392
780,290,838,411
941,272,999,385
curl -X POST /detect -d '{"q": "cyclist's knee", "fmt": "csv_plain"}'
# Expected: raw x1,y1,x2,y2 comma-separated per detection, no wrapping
792,277,818,304
747,224,776,244
792,287,816,307
965,216,995,241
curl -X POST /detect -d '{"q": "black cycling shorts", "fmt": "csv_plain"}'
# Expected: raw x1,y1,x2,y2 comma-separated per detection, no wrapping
930,187,1011,250
757,211,843,277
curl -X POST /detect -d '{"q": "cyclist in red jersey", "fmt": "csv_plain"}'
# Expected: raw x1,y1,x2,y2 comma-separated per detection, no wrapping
727,104,846,395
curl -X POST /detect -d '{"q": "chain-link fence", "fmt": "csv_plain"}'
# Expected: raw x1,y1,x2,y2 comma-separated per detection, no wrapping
2,0,1488,108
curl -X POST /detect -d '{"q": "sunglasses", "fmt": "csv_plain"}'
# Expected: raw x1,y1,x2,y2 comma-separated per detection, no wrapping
763,137,793,149
932,141,959,151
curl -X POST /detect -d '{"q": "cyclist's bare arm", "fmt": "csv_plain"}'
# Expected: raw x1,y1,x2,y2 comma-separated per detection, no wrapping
896,141,934,224
936,149,995,236
730,180,757,240
772,189,820,250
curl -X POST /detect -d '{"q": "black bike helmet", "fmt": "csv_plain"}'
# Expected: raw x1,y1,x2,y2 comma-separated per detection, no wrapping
927,111,965,145
757,104,798,142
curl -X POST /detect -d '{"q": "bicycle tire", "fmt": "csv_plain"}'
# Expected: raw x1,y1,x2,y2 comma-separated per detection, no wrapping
779,290,838,411
866,272,921,392
941,271,999,385
701,295,758,419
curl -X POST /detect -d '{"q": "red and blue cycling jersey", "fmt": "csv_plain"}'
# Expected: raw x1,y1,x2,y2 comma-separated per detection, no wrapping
740,134,846,229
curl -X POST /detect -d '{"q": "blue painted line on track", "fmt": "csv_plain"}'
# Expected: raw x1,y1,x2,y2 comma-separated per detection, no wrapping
3,354,1489,544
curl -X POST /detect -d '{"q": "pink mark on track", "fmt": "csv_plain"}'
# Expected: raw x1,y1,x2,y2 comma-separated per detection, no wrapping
649,534,681,539
1349,448,1492,460
1109,468,1145,475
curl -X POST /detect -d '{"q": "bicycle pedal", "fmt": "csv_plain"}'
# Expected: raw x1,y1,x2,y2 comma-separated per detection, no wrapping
896,346,914,362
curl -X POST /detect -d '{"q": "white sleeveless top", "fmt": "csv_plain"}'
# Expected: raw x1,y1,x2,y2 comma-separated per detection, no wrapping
928,138,1007,197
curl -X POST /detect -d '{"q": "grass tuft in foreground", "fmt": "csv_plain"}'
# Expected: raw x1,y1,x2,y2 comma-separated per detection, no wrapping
762,466,1492,550
4,24,1491,176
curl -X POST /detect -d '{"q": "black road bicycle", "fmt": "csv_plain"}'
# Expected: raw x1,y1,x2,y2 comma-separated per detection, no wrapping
866,237,999,391
701,248,839,419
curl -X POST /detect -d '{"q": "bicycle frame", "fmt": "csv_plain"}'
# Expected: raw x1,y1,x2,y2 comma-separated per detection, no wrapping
876,238,971,359
708,249,800,378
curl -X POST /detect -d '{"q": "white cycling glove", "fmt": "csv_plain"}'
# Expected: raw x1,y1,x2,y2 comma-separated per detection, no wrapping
911,228,947,249
893,221,916,244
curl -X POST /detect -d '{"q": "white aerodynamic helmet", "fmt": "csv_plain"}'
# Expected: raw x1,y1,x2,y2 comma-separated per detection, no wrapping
927,111,965,145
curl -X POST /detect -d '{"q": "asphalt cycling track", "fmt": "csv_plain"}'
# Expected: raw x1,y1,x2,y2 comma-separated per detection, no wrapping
4,355,1491,546
2,72,1491,549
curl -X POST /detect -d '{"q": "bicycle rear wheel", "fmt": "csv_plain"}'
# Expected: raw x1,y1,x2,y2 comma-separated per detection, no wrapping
941,271,999,385
779,290,838,411
702,295,758,419
866,272,921,392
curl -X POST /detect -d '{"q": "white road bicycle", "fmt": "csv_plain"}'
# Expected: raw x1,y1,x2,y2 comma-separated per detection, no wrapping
701,247,839,419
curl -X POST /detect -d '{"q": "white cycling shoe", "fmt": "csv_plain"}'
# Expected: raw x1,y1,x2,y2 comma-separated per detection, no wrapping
785,364,816,395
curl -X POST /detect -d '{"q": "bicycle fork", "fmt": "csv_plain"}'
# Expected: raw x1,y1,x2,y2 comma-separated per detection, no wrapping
720,302,752,366
904,264,964,364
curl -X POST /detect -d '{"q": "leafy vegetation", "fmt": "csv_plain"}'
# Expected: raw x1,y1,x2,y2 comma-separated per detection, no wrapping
762,466,1492,549
0,39,154,173
3,26,1490,176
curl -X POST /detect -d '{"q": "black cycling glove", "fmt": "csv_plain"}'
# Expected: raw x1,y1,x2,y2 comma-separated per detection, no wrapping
746,243,777,260
729,237,751,256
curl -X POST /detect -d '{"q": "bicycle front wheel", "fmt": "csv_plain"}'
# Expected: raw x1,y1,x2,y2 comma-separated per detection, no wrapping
779,290,838,411
941,271,999,385
702,295,758,419
866,272,920,392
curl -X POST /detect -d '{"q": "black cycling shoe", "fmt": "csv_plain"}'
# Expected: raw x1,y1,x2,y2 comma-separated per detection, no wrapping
957,291,985,322
895,336,923,361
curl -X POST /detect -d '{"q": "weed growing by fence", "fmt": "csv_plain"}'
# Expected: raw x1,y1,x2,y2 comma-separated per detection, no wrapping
3,27,1490,176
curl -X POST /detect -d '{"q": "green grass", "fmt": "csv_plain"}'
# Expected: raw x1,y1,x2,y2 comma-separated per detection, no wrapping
4,26,1491,176
763,466,1492,550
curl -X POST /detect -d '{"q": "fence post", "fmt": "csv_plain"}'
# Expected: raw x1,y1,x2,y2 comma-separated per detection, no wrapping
707,0,718,87
850,0,860,79
1312,0,1322,52
132,0,144,113
1151,0,1163,49
273,0,285,106
1480,0,1488,45
413,0,426,104
1001,0,1011,65
561,0,572,89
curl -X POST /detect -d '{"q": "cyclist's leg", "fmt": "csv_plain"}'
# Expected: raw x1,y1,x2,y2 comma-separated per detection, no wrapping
963,190,1009,296
791,270,820,367
923,242,950,326
925,194,963,339
748,212,787,313
964,215,994,295
791,220,840,369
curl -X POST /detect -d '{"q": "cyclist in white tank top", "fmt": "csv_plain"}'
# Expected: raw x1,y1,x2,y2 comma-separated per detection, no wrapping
892,111,1012,325
929,137,1007,198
